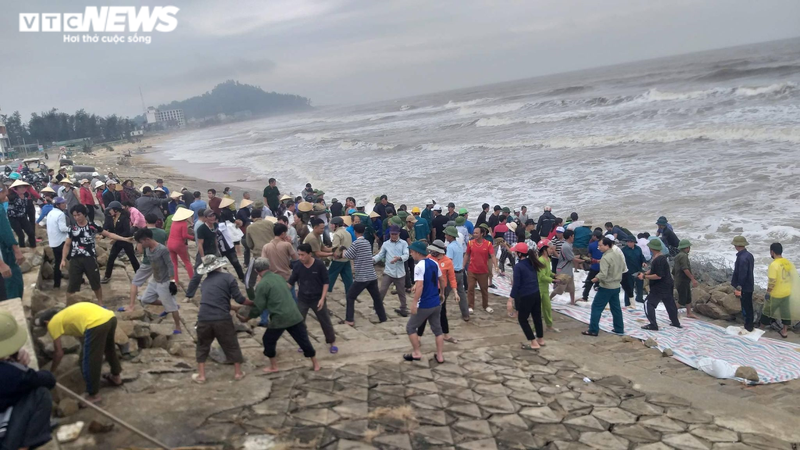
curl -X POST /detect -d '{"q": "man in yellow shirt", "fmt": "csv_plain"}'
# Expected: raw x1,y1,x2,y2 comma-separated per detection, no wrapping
35,303,122,403
763,243,796,338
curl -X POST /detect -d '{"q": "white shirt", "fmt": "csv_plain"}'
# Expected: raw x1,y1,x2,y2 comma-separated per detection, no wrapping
567,220,584,231
46,208,70,247
637,238,652,261
414,259,443,282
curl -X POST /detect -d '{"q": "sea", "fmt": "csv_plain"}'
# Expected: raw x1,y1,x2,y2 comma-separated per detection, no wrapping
156,38,800,281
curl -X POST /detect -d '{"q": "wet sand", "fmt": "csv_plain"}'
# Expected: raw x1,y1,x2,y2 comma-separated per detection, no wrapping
73,133,268,204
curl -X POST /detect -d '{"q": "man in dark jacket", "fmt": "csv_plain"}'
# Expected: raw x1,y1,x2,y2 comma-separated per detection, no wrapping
536,206,557,237
475,203,490,228
372,195,394,220
656,217,680,256
329,198,343,217
102,179,121,210
621,236,646,305
0,312,56,450
731,235,755,331
102,201,139,283
135,186,169,221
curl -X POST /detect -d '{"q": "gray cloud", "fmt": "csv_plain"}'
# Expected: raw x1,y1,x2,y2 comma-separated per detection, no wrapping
1,0,799,118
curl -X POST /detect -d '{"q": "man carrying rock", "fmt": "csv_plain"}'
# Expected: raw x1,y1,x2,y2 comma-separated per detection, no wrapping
36,303,123,404
245,257,320,373
673,239,699,319
638,239,681,331
193,255,250,384
133,228,182,335
731,235,755,332
123,214,167,313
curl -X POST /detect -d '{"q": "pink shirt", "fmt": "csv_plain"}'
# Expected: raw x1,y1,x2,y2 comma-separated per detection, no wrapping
129,207,146,228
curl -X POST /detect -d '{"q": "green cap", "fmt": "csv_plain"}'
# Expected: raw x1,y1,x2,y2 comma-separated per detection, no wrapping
444,226,459,238
397,211,409,220
458,208,468,215
678,239,692,250
455,216,466,226
502,207,511,213
732,236,749,247
647,239,663,251
409,241,428,255
479,223,490,231
390,216,403,226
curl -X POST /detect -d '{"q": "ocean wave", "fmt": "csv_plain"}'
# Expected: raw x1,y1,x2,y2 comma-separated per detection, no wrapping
541,85,592,96
443,98,495,109
294,131,335,142
474,110,589,127
457,102,528,115
470,126,800,150
697,64,800,82
634,82,796,104
337,140,397,151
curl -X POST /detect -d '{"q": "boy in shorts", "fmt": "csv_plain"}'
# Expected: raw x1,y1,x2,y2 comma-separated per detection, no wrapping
61,204,132,306
134,228,182,334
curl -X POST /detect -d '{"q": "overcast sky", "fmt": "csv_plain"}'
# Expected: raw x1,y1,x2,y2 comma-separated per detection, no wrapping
2,0,799,118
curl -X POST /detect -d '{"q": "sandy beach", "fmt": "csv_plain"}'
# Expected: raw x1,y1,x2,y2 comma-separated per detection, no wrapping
71,132,266,204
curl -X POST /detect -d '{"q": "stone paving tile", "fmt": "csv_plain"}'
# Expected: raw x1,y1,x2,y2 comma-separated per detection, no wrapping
51,253,800,449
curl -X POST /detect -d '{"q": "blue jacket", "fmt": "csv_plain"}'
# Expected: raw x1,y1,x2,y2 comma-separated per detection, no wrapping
621,244,646,274
731,249,754,292
588,241,603,271
510,258,540,299
36,203,53,223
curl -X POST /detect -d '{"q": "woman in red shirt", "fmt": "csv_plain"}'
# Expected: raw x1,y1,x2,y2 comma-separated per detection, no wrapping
167,207,195,282
79,179,96,222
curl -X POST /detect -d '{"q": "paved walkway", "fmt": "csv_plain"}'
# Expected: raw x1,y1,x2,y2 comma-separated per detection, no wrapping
37,249,800,449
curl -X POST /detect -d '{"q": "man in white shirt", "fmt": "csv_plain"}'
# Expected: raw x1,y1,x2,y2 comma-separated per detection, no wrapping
636,233,653,261
45,197,70,289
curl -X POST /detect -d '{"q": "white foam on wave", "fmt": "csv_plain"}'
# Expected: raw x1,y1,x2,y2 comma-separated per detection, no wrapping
636,82,796,104
337,140,397,151
443,98,495,109
457,102,527,116
474,110,589,127
472,126,800,150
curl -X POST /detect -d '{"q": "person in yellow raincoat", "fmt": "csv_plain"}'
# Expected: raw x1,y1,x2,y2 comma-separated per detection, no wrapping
762,243,799,338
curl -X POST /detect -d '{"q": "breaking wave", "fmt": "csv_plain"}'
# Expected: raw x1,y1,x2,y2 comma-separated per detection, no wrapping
337,139,397,151
540,85,592,96
469,126,800,150
474,111,589,127
698,64,800,82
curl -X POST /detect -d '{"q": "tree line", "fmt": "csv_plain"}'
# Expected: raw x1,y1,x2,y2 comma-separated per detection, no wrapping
1,109,138,146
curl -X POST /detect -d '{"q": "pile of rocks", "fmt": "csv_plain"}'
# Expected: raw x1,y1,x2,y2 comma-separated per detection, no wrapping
690,283,765,324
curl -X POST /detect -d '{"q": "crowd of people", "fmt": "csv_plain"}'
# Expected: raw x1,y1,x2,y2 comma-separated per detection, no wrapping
0,172,797,449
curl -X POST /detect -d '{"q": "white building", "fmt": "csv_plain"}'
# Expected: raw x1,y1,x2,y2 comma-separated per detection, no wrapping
145,107,185,128
0,120,10,159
